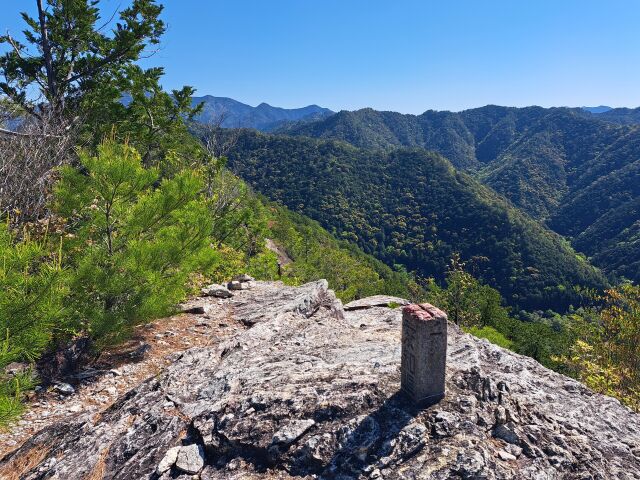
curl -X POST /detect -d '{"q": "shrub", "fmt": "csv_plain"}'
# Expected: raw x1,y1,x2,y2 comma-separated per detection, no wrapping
54,141,214,347
466,325,514,350
0,223,66,426
560,286,640,411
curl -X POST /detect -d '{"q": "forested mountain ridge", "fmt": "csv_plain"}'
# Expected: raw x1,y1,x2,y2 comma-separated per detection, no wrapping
279,106,640,282
191,95,333,131
224,130,607,311
580,106,640,125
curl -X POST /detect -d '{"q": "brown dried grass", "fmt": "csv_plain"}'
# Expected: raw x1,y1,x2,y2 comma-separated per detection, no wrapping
83,447,109,480
0,441,52,480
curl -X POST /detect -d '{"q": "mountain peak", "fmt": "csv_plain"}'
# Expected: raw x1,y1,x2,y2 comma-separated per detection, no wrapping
191,95,334,131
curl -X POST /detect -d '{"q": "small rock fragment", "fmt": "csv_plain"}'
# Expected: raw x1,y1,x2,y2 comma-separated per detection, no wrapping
156,446,181,475
53,382,75,396
175,444,205,474
505,444,523,458
228,280,251,291
498,449,517,461
202,284,233,298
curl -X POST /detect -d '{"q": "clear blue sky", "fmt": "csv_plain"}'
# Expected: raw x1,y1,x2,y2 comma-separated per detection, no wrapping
3,0,640,113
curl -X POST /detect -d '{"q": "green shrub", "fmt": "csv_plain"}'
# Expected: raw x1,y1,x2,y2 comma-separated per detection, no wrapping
55,141,214,347
466,325,514,350
0,223,66,426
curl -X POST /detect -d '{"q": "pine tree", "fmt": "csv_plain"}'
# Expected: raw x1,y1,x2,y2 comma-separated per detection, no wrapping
0,221,66,426
54,141,214,346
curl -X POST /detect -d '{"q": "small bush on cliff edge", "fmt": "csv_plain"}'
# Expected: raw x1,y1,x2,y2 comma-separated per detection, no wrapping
559,285,640,411
54,141,214,347
0,223,67,426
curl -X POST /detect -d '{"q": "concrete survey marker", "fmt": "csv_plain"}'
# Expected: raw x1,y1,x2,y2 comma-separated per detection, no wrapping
401,303,448,406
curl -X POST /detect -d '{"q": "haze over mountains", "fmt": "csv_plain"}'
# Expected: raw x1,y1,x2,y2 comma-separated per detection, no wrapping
191,95,333,131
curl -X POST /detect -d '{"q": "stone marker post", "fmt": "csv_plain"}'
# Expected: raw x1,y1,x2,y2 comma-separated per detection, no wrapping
401,303,448,406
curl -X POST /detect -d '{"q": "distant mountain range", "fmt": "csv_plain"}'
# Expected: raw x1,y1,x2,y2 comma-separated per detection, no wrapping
581,106,613,114
190,96,333,131
189,96,640,131
580,106,640,125
190,99,640,293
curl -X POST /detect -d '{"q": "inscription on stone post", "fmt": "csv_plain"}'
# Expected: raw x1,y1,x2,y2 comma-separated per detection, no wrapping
401,303,447,406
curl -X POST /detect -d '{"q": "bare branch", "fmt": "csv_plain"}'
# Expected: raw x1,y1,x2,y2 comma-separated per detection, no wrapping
0,126,62,138
95,4,122,33
0,106,77,223
6,34,26,60
200,111,239,159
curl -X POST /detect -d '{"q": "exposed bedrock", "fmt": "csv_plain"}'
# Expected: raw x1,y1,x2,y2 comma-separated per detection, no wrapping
2,280,639,479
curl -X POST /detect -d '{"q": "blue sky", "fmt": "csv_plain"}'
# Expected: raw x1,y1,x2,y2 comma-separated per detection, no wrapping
3,0,640,113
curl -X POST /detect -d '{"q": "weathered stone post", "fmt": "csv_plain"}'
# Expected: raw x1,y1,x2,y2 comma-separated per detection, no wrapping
401,303,448,406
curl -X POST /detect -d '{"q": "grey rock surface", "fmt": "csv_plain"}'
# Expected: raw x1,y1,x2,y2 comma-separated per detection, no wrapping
201,284,234,298
176,444,205,474
344,295,409,310
156,446,180,475
2,281,639,479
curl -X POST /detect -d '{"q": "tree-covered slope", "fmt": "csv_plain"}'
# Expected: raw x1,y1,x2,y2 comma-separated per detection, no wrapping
283,105,564,172
281,106,640,282
281,108,479,169
225,130,607,311
549,158,640,282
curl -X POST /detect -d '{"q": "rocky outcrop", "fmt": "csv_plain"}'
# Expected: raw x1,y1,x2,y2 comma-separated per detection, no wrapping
2,280,639,479
201,284,233,299
343,295,409,311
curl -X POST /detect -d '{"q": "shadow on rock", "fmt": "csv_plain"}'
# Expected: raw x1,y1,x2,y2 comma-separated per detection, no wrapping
295,391,432,479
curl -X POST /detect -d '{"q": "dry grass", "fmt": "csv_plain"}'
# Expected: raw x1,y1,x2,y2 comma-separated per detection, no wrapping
0,441,52,480
83,447,109,480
